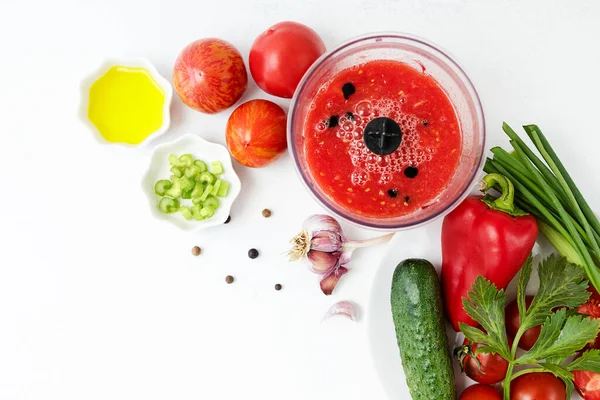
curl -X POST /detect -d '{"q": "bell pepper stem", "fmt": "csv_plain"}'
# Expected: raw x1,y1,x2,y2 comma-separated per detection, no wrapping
480,173,528,217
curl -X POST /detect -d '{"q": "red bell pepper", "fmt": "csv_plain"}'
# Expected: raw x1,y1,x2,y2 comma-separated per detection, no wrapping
442,173,538,331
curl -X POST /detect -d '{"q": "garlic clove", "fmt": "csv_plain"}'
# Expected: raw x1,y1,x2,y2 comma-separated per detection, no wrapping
319,266,349,295
303,214,344,240
323,300,360,322
307,250,339,274
311,230,343,252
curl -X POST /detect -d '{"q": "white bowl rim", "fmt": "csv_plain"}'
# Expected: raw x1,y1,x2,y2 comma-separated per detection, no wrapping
140,133,242,232
79,57,173,148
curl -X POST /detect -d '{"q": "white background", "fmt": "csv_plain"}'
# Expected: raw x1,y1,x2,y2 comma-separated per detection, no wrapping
1,0,600,399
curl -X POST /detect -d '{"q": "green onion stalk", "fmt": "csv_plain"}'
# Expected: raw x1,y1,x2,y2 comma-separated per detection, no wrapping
483,123,600,292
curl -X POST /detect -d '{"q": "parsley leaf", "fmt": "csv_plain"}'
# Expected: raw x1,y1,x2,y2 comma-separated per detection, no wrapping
519,254,589,332
460,276,511,361
566,350,600,374
460,253,598,400
517,254,533,319
518,310,600,363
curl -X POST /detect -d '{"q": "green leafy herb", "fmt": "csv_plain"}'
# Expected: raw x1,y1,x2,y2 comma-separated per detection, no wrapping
519,310,598,363
460,277,511,361
567,350,600,373
460,254,600,400
518,254,589,332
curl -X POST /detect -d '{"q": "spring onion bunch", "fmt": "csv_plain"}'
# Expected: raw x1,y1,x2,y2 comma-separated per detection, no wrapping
484,123,600,291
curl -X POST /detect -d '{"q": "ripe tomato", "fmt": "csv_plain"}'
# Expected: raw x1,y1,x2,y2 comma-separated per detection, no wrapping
510,372,565,400
459,384,502,400
249,21,326,98
506,296,541,350
225,99,287,168
574,369,600,399
579,286,600,350
173,38,248,114
456,339,508,384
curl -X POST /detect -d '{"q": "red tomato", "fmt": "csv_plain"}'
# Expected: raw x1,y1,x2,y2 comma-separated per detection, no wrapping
456,339,509,384
510,372,565,400
249,21,326,98
225,99,287,168
579,286,600,350
173,38,248,114
459,384,502,400
506,296,541,350
574,369,600,399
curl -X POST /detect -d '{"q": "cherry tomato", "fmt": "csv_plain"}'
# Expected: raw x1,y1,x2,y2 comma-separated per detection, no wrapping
459,384,502,400
456,339,508,384
574,369,600,399
505,296,541,350
249,21,326,98
510,372,565,400
579,287,600,350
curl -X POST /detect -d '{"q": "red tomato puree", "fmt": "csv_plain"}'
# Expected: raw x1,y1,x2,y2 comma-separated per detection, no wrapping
304,60,461,218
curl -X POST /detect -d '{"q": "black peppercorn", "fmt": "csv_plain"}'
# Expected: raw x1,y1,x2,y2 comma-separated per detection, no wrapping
248,248,259,259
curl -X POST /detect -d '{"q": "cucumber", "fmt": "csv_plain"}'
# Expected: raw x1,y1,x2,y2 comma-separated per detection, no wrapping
390,259,456,400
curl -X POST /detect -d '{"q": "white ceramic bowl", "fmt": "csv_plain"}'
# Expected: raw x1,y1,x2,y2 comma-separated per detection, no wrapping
141,134,242,232
79,57,173,147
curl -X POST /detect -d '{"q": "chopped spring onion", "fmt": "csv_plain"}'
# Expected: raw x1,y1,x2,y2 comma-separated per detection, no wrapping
181,189,192,199
154,154,231,221
158,197,180,214
180,206,192,220
200,206,214,218
170,166,183,178
178,154,193,167
211,161,224,175
185,165,202,178
217,181,229,198
191,183,204,199
211,179,221,196
154,180,172,196
203,196,219,209
197,171,215,185
165,180,182,198
194,160,208,172
200,184,213,202
178,176,195,192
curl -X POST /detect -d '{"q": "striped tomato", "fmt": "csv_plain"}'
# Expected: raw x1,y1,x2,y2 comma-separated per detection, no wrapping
226,100,287,168
173,38,247,114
